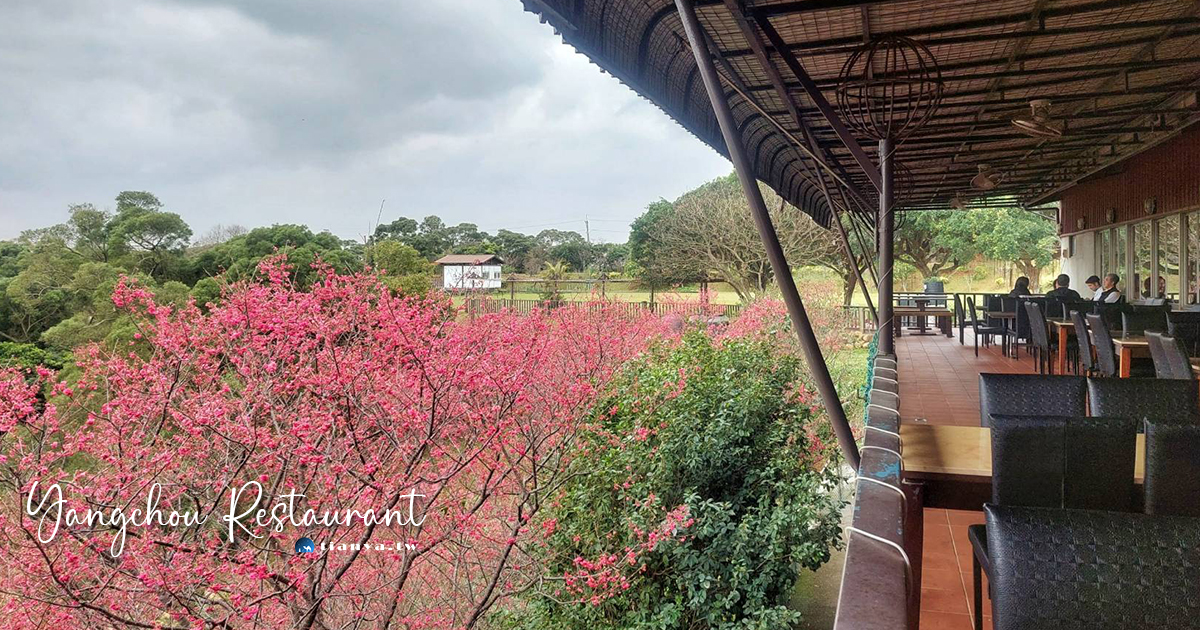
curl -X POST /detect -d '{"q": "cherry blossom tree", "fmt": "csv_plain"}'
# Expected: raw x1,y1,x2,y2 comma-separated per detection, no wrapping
0,256,672,630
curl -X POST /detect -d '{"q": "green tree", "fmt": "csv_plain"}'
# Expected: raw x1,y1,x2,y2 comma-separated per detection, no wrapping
972,207,1058,288
632,174,843,302
368,240,436,295
508,334,843,629
187,224,359,286
894,210,979,279
106,192,192,278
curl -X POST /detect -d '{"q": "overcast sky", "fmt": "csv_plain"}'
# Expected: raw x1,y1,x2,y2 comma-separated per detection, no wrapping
0,0,731,244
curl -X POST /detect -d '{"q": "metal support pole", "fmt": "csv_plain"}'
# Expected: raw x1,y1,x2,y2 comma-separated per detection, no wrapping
675,0,860,470
878,138,896,355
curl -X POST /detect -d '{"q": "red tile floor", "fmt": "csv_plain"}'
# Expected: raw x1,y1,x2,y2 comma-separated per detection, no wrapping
920,508,990,630
896,330,1038,427
893,329,1039,629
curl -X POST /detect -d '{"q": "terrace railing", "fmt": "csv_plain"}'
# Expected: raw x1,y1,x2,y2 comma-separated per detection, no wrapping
461,297,744,320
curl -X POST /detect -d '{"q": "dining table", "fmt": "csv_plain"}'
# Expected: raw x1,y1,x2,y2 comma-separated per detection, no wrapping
1049,318,1073,374
1112,334,1149,377
984,504,1200,629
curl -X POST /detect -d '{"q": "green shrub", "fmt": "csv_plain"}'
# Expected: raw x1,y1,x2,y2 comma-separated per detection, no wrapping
503,333,844,630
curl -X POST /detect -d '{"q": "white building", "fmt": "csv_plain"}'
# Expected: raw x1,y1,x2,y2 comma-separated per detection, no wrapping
434,254,504,290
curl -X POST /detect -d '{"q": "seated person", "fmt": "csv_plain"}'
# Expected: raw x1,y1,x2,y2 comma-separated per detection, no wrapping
1085,275,1102,300
1007,276,1032,297
1097,273,1123,303
1046,274,1081,300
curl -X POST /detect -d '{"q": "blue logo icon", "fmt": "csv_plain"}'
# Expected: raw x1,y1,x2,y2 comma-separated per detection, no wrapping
295,537,315,553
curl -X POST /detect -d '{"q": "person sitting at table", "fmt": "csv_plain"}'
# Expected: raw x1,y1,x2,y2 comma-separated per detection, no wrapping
1046,274,1081,300
1097,273,1123,303
1085,275,1102,299
1007,276,1032,297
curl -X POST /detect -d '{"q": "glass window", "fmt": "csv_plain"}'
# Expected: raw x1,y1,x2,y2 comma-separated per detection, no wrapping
1098,229,1111,277
1115,225,1128,293
1189,213,1200,304
1159,215,1179,302
1133,222,1152,298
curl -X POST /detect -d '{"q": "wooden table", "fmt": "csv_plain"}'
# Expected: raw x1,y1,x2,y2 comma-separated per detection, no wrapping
901,424,1146,481
893,306,953,337
1050,319,1073,374
1112,335,1149,377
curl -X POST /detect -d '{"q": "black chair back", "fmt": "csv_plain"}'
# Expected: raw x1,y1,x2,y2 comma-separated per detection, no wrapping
1063,416,1138,511
1069,310,1094,374
1121,304,1169,336
966,295,984,330
1086,313,1117,377
1144,420,1200,517
988,414,1136,511
1147,331,1194,380
978,373,1086,427
1146,331,1175,379
989,415,1065,507
1024,301,1049,350
953,293,966,344
1167,310,1200,355
1086,377,1200,423
1093,302,1124,330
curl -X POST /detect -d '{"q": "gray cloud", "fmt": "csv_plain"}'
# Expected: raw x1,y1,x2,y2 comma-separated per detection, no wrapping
0,0,731,243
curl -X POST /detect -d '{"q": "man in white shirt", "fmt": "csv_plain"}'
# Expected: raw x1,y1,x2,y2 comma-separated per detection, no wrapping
1097,273,1122,303
1086,275,1102,300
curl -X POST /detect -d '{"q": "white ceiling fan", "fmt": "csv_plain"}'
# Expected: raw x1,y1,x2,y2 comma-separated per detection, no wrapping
1012,99,1064,138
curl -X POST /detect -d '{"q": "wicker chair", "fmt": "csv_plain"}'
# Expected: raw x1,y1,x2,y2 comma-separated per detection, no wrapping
966,296,1005,357
1069,310,1094,376
1167,310,1200,355
953,293,967,345
1023,301,1053,374
978,373,1086,427
1146,331,1194,380
1144,420,1200,517
1086,313,1118,377
969,415,1137,630
1086,377,1200,423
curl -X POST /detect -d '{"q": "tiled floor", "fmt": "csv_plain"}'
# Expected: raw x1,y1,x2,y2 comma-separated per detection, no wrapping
896,330,1039,426
894,331,1041,628
920,508,990,630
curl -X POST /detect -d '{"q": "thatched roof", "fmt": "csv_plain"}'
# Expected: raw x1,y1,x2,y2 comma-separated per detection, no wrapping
520,0,1200,226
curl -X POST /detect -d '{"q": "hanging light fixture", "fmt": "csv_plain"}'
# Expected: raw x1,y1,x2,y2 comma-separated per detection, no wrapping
970,164,1001,191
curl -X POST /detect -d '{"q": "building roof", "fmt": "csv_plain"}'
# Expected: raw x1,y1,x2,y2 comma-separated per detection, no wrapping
520,0,1200,222
434,254,505,265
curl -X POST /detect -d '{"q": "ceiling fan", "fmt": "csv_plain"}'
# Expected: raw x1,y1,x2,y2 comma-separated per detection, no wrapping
1012,99,1064,138
970,164,1002,191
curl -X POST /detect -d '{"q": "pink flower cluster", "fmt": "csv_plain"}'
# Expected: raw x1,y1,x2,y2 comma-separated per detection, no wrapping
0,256,672,630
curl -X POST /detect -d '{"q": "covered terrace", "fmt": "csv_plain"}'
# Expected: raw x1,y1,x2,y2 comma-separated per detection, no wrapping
520,1,1200,629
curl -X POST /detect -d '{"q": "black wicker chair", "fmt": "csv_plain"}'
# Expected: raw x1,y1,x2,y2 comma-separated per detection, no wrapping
978,373,1086,427
966,296,1005,357
1023,301,1053,374
1070,310,1094,376
1121,304,1169,336
1086,377,1200,424
1086,313,1118,377
969,415,1137,630
954,293,967,345
1167,310,1200,356
1146,331,1194,380
1144,420,1200,517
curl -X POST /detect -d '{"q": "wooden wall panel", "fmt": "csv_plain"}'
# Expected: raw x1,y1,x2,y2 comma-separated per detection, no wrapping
1060,124,1200,235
